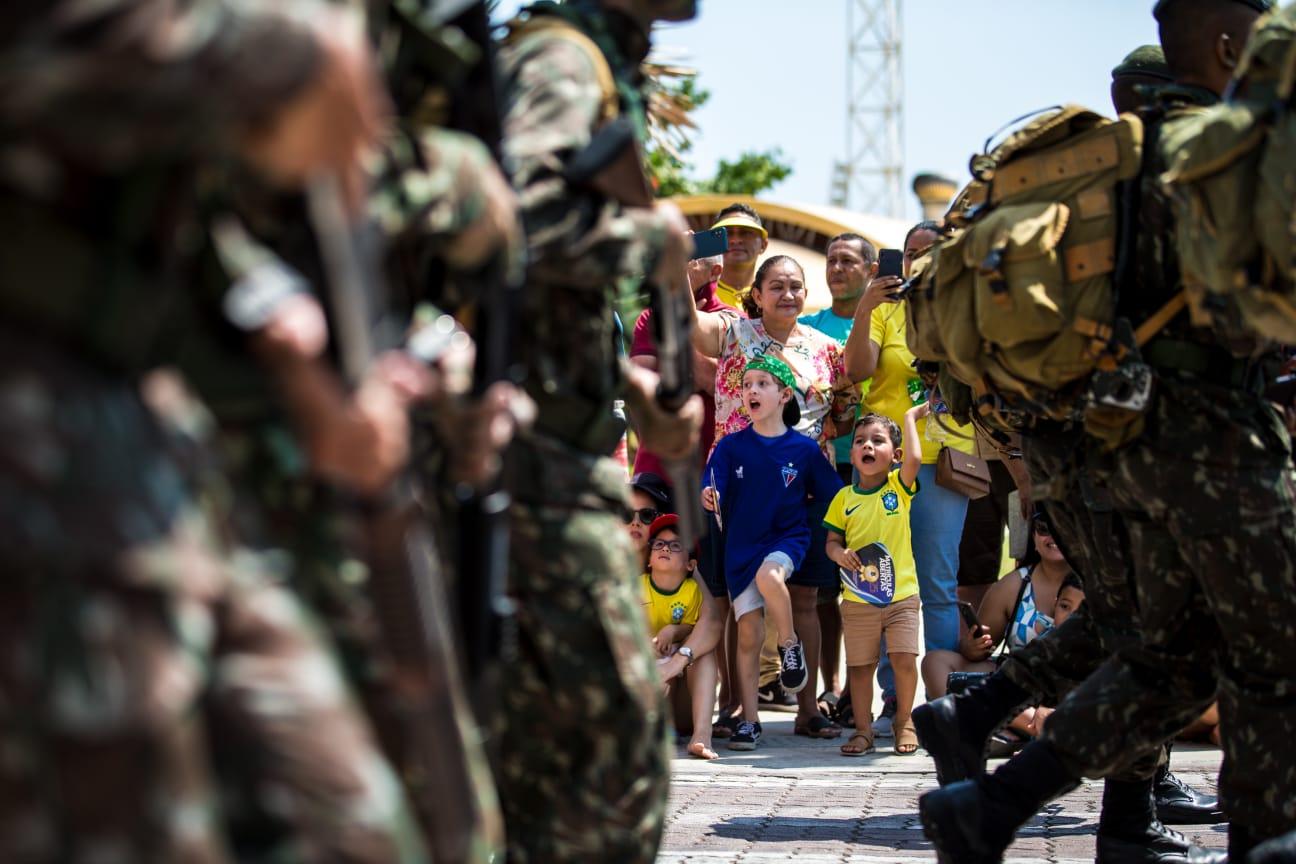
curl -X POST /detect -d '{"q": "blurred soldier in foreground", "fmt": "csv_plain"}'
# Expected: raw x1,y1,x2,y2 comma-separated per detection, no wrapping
920,1,1296,861
0,3,439,861
495,0,703,860
913,44,1223,864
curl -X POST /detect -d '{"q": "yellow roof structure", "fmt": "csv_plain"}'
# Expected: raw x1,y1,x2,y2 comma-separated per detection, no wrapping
671,194,913,312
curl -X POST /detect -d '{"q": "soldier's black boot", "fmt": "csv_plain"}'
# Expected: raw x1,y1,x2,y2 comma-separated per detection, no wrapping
1231,824,1262,862
912,672,1033,786
1096,775,1225,863
919,739,1080,863
1154,757,1226,824
1247,827,1296,863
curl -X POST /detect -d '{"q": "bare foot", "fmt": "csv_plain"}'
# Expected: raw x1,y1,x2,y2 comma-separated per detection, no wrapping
687,740,719,760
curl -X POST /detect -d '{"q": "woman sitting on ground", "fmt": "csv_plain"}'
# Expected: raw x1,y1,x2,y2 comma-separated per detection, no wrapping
920,511,1076,703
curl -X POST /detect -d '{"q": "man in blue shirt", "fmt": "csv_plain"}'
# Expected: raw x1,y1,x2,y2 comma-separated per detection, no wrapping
798,232,877,706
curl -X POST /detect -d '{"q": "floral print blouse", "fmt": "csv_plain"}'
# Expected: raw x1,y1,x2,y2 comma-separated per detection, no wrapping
711,316,858,461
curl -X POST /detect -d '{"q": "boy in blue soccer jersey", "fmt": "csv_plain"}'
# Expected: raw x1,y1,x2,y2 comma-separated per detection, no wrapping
824,406,927,756
702,356,843,750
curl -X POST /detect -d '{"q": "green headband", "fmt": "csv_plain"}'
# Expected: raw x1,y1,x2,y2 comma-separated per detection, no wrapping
745,355,796,391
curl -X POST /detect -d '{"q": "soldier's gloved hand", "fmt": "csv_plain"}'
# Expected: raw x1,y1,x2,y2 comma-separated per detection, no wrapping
241,5,388,211
624,363,703,462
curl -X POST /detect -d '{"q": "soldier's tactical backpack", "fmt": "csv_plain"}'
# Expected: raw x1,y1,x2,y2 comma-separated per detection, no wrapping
906,106,1146,434
1160,5,1296,344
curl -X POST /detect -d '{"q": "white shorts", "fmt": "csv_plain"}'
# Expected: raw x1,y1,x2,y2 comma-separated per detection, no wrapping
732,551,796,620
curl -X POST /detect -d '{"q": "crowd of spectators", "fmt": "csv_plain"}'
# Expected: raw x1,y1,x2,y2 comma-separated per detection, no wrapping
619,202,1191,762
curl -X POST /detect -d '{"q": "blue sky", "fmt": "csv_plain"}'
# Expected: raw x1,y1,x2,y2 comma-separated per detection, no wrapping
492,1,1160,219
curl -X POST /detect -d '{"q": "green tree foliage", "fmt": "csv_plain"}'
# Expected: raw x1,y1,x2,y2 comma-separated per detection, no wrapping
646,77,793,198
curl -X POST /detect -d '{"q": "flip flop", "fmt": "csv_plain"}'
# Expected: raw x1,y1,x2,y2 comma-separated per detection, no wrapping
795,714,842,739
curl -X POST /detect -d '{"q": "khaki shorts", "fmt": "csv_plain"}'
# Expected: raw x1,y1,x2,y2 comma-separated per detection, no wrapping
841,594,920,667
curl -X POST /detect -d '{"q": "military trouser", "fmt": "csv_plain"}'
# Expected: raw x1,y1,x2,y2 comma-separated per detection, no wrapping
496,501,669,864
1041,375,1296,836
1001,428,1163,780
0,336,424,863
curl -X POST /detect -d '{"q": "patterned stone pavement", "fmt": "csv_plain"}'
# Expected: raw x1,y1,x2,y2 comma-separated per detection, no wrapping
657,712,1227,863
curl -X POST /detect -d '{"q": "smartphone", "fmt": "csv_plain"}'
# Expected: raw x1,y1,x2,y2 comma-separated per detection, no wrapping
957,601,980,631
877,248,904,279
690,227,728,260
1265,373,1296,406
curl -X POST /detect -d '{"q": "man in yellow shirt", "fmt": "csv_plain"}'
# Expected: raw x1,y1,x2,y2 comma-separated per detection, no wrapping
710,204,768,310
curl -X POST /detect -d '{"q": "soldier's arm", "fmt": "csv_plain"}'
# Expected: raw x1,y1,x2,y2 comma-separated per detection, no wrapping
500,33,669,288
0,0,379,181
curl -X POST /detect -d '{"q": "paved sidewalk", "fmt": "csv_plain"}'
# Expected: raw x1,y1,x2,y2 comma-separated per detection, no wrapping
658,711,1227,863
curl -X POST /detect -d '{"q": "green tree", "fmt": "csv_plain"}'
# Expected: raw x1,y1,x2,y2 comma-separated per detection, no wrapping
645,74,792,198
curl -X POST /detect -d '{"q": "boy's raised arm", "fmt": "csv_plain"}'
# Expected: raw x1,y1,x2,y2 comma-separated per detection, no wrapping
900,403,929,489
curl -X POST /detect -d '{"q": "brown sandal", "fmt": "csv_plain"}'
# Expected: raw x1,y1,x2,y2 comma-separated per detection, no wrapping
840,729,875,757
894,719,919,756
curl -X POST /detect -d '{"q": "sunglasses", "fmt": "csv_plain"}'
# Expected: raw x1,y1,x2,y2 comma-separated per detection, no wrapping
651,539,684,554
1033,519,1052,537
626,507,660,526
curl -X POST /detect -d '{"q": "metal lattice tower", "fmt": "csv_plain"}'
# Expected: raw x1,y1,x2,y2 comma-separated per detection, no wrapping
832,0,904,216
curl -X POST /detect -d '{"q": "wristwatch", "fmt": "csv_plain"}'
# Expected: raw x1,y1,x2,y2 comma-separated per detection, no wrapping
678,645,695,667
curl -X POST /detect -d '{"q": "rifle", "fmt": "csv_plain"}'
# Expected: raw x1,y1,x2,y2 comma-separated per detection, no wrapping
563,117,706,549
306,175,501,864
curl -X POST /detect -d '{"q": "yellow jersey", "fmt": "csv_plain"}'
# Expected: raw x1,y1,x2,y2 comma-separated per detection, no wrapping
866,302,975,463
823,470,920,606
641,572,702,634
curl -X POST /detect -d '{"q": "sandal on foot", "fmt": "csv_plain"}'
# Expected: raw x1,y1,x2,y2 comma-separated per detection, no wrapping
711,714,742,739
840,730,875,757
794,714,842,739
895,720,919,756
687,740,719,760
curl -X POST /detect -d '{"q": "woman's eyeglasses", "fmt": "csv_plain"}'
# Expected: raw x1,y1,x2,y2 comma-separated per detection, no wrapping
626,507,660,525
651,539,684,554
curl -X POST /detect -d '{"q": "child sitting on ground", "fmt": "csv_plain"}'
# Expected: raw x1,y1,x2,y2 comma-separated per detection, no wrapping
640,514,718,760
824,407,927,756
703,356,843,751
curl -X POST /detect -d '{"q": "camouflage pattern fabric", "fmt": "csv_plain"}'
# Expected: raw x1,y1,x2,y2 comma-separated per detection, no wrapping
1035,88,1296,837
1042,374,1296,834
495,505,668,863
495,3,672,860
0,1,432,859
1000,426,1164,780
0,334,425,863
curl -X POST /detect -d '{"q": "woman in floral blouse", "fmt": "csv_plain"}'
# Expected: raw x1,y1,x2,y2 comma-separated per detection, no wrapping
691,254,858,742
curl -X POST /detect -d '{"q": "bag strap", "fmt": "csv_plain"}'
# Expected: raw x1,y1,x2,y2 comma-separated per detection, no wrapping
997,568,1033,658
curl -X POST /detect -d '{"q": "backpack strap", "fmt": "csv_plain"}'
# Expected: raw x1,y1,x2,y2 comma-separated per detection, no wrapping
505,16,620,126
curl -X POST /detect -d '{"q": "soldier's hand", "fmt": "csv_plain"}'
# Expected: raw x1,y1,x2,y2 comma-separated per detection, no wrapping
312,352,430,494
257,294,329,360
241,6,387,208
445,156,522,271
650,203,692,294
439,381,535,490
624,364,702,461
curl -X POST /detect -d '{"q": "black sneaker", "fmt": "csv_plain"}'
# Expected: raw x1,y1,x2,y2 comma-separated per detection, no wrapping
778,640,809,693
726,720,762,751
757,681,798,711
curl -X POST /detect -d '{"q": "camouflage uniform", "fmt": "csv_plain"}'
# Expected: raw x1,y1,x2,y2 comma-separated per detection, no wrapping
494,3,671,861
1037,85,1296,837
0,4,426,861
